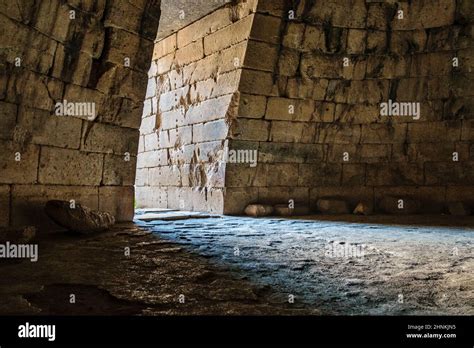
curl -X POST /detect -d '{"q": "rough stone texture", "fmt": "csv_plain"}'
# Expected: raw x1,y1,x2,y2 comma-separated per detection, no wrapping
0,0,161,230
135,0,473,215
244,204,274,217
169,0,473,214
136,1,258,212
317,199,351,214
44,200,115,234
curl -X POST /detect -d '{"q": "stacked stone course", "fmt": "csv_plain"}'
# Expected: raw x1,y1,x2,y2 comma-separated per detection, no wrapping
138,0,474,215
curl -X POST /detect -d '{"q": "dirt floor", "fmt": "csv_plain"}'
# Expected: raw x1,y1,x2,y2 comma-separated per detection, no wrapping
0,214,473,315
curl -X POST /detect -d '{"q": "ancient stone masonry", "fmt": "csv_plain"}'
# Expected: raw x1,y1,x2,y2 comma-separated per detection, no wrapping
0,0,161,230
138,0,474,215
136,0,260,213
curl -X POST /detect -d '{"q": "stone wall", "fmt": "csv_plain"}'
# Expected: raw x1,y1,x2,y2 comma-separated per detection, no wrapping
139,0,473,215
229,0,474,214
136,0,259,213
0,0,160,230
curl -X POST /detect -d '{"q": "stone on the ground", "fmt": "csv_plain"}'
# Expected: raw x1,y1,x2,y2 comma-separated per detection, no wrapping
316,198,350,214
379,197,420,214
0,226,36,244
274,204,310,216
45,200,115,234
244,204,274,217
448,202,471,216
353,202,374,215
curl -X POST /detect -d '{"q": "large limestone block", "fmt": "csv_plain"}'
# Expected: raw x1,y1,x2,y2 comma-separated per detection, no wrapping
103,154,137,186
45,200,115,234
316,198,350,214
38,147,103,186
82,123,139,155
99,186,134,222
0,141,39,184
447,202,472,216
204,15,254,55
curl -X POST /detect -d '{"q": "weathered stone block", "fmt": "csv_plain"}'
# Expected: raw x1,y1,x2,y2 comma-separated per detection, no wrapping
204,15,254,55
239,69,274,95
177,6,233,48
39,147,103,186
347,29,367,54
269,121,304,143
0,101,17,140
300,53,343,79
233,119,269,141
367,163,424,186
302,25,325,52
259,142,324,164
250,13,281,44
175,40,204,66
266,97,314,121
153,33,177,60
408,122,461,143
11,184,99,230
391,30,427,55
391,0,455,30
342,164,366,186
82,123,139,155
348,80,389,104
306,0,367,28
135,186,167,209
266,163,299,186
425,162,474,185
238,94,267,119
316,124,361,145
317,198,350,214
103,154,137,186
17,107,82,149
99,186,134,221
193,120,229,143
245,40,279,72
299,164,342,186
0,142,39,184
447,202,471,216
361,124,406,144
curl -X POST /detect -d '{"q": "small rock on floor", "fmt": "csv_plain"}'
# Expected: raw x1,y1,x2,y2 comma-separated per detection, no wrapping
244,204,274,217
353,202,373,215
